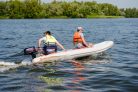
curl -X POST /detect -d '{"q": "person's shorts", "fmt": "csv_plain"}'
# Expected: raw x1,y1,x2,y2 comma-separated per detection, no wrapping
43,45,57,55
75,43,85,49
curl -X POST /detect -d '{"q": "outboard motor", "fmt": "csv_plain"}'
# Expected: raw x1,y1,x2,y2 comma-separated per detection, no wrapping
24,47,37,59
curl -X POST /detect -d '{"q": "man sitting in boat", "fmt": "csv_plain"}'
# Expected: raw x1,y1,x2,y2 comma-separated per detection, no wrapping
38,31,65,55
73,27,93,49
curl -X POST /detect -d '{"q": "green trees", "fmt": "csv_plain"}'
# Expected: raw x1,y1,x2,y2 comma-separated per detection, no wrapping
125,8,138,18
0,1,7,17
46,1,64,17
23,0,42,18
6,0,24,18
0,0,137,19
99,3,121,16
62,1,87,18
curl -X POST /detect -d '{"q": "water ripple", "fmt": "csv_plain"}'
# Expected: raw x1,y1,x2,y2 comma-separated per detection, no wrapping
0,19,138,92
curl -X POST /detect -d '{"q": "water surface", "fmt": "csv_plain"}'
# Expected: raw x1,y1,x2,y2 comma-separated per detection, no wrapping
0,18,138,92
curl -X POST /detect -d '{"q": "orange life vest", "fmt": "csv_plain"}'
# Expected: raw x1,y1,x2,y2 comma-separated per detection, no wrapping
73,32,83,43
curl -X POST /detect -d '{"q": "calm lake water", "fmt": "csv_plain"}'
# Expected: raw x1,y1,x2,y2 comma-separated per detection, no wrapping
0,18,138,92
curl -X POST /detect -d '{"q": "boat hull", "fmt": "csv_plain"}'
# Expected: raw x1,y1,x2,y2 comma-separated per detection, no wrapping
32,41,114,63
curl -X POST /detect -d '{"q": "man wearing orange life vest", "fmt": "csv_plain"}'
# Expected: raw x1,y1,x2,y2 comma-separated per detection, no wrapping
73,27,92,48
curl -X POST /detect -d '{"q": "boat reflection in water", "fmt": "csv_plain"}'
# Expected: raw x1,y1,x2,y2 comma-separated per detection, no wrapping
66,60,86,92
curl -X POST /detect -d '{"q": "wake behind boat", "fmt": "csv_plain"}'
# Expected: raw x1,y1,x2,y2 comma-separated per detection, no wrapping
32,41,114,63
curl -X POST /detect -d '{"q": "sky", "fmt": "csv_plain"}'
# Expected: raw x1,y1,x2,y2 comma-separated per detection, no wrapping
0,0,138,8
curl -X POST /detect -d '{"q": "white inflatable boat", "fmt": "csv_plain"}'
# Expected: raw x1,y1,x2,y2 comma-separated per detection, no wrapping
32,41,114,63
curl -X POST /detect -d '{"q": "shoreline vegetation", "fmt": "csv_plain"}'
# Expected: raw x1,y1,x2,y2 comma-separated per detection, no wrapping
0,15,125,19
0,0,137,19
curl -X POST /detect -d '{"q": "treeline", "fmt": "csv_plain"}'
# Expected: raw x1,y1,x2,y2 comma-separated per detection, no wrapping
0,0,137,19
120,8,138,18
